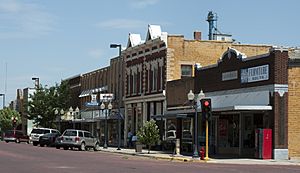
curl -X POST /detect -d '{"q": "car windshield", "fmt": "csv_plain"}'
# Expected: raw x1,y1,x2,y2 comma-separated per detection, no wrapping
5,131,14,135
43,133,53,137
31,129,50,134
63,131,77,136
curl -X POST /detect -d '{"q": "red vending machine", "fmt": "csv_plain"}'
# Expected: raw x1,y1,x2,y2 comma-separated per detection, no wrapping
255,129,272,159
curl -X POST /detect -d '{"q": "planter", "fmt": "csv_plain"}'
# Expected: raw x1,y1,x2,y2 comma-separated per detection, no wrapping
135,143,143,153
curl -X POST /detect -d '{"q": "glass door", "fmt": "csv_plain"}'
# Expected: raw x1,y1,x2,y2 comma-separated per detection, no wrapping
217,114,240,155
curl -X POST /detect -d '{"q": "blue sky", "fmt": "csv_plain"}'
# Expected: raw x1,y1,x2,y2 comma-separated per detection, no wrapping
0,0,299,107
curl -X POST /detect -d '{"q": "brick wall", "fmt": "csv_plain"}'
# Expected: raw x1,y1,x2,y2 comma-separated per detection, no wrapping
167,35,271,81
288,66,300,158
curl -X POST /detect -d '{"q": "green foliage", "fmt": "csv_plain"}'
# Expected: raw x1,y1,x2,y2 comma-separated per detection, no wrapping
0,108,21,132
27,80,70,128
136,119,160,154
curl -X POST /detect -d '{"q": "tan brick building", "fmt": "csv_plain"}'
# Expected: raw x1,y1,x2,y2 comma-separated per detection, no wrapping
123,25,272,147
288,49,300,159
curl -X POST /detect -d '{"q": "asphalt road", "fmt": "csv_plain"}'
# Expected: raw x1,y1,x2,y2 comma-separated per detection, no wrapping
0,141,300,173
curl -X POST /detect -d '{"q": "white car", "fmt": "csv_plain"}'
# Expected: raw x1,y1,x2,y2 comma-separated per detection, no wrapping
30,128,60,146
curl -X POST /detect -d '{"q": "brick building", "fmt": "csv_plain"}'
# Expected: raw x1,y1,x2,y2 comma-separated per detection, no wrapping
71,55,124,146
167,47,300,159
287,49,300,159
122,25,271,147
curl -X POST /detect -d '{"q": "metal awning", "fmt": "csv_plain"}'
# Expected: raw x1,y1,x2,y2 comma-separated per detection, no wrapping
79,86,108,98
213,105,272,112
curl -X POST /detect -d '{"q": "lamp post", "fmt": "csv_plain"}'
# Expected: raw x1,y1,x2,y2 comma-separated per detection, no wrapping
55,109,64,132
0,93,5,109
32,77,39,89
101,102,112,149
69,107,74,129
188,90,205,159
75,107,80,129
110,43,122,150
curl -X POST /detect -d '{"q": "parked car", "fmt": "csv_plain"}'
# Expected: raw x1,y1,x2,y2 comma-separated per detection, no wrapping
30,128,60,146
56,129,100,151
3,130,29,143
39,132,61,147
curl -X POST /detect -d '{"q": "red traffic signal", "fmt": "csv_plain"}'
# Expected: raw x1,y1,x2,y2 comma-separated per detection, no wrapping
204,100,210,107
201,98,212,120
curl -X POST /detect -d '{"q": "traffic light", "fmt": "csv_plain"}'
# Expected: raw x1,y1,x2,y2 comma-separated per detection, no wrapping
201,98,212,120
12,117,17,128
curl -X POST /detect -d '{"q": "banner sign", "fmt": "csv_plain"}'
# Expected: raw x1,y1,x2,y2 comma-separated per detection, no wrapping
241,64,269,83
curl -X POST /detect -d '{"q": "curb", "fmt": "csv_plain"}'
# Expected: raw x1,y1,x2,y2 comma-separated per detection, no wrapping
97,149,300,165
98,149,194,162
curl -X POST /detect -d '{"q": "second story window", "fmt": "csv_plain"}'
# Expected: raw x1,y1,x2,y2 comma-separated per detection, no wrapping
181,64,192,78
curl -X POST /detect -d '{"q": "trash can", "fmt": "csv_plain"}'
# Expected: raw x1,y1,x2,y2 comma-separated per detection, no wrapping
135,142,143,153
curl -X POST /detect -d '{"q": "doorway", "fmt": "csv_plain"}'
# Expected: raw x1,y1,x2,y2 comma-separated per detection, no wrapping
217,113,240,155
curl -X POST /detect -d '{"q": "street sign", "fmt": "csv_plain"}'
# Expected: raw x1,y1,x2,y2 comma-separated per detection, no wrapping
100,93,114,101
85,102,99,107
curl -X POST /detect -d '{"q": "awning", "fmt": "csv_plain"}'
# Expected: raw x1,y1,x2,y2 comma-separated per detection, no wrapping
213,105,272,112
79,86,108,98
164,90,272,118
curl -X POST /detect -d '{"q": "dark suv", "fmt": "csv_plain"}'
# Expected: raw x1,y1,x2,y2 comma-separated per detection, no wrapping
3,130,29,143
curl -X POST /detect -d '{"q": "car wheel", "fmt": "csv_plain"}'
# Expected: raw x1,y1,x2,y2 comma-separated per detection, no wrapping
27,141,30,144
5,141,9,143
56,146,60,149
94,143,100,151
16,138,20,143
63,147,68,150
79,142,86,151
33,142,38,146
40,144,44,147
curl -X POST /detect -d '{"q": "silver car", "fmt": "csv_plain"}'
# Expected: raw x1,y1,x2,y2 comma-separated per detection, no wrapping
56,129,100,151
30,128,60,146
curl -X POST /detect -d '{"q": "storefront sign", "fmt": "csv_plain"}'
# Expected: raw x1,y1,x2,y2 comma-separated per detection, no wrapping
100,93,114,101
241,64,269,83
222,70,238,81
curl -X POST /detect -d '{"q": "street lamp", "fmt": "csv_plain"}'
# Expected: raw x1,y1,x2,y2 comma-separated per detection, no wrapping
75,107,80,129
55,109,64,132
110,43,122,150
69,107,74,129
101,101,112,149
32,77,39,89
188,89,205,159
0,93,5,109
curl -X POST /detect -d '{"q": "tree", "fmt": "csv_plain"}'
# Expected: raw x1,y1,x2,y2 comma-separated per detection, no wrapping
136,119,160,154
27,80,70,128
0,108,21,132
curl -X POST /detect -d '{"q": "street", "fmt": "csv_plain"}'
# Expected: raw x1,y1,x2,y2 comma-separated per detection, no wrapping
0,141,299,173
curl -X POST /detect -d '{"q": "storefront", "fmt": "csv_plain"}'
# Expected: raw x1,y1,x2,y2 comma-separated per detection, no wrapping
196,47,288,159
166,47,289,159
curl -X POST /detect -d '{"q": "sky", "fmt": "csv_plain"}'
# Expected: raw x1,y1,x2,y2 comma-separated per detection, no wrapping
0,0,299,107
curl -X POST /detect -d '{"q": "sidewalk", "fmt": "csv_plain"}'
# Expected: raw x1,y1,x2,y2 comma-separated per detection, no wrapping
98,147,300,165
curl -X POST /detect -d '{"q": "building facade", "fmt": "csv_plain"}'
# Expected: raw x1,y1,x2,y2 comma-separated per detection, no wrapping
74,56,124,146
167,47,300,159
123,25,272,147
287,49,300,159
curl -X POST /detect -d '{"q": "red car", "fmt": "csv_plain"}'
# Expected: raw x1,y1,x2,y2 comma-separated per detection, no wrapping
3,130,30,143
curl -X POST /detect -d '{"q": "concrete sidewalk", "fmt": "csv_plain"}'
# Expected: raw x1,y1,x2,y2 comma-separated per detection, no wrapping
98,147,300,165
